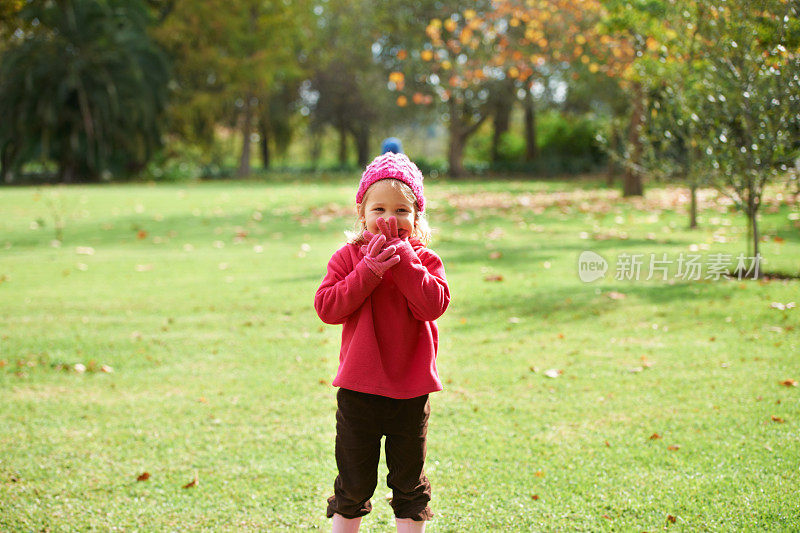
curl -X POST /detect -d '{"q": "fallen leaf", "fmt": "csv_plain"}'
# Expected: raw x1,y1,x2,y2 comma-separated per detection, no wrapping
543,369,562,378
668,444,681,451
601,515,612,520
183,472,199,489
780,379,798,387
100,365,113,373
531,494,540,500
770,415,785,423
137,472,150,482
604,440,610,447
489,251,502,259
667,515,677,523
649,433,662,440
483,274,504,282
137,230,148,240
534,470,544,477
607,291,627,300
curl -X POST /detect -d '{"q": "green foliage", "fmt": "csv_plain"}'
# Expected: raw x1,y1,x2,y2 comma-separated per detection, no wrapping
153,0,306,172
620,0,800,259
537,112,604,163
0,0,169,182
468,111,606,174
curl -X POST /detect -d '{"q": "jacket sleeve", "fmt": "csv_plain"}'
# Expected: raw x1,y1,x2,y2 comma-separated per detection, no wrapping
390,243,450,322
314,246,381,324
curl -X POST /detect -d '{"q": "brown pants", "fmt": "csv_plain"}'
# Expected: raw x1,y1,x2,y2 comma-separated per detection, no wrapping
326,388,433,521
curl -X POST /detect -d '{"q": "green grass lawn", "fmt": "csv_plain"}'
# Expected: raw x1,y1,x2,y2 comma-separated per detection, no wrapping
1,175,799,531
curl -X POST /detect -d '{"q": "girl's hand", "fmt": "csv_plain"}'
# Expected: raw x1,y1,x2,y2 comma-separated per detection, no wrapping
376,216,408,245
360,233,400,278
362,228,376,244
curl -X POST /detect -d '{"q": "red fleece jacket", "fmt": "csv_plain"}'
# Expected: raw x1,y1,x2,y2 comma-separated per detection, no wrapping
314,238,450,399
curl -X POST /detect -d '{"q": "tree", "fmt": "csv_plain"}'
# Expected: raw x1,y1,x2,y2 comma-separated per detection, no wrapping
389,1,606,176
596,0,670,197
487,0,607,166
629,1,709,228
154,0,304,176
692,0,800,269
258,79,300,169
0,0,24,51
626,0,799,272
0,0,169,183
382,5,495,176
301,0,415,168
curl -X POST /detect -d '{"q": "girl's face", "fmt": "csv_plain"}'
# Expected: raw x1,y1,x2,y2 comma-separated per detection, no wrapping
360,180,416,238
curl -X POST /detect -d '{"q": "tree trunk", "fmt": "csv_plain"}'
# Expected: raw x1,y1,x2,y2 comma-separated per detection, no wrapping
491,87,512,163
606,125,618,187
238,94,253,178
748,193,761,279
689,183,698,229
751,209,761,278
447,99,466,178
59,161,76,184
447,98,488,178
734,190,763,280
623,82,644,197
1,144,13,184
259,113,271,170
338,127,348,167
523,90,537,162
310,127,321,171
352,125,370,167
448,134,466,178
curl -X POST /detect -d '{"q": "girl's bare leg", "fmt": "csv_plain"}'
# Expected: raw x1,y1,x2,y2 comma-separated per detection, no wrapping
332,513,362,533
395,518,426,533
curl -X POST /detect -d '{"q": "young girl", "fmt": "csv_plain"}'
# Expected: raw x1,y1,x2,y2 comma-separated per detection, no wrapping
314,151,450,533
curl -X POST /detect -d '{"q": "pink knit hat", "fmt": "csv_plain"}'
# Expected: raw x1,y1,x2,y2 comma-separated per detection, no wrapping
356,152,426,212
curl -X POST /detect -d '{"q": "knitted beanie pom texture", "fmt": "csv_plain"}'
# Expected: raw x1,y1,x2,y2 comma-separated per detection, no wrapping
357,152,425,212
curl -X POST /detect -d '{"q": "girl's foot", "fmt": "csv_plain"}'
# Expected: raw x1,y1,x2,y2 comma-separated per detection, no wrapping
396,518,426,533
332,513,362,533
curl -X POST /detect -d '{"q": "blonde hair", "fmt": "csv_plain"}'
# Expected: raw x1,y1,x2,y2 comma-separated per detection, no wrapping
346,178,432,246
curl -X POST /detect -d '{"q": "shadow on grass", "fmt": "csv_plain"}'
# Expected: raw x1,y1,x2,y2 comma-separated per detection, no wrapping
452,280,718,329
7,208,350,250
438,237,677,273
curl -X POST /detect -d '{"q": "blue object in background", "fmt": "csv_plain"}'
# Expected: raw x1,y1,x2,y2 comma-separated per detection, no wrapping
381,137,403,154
